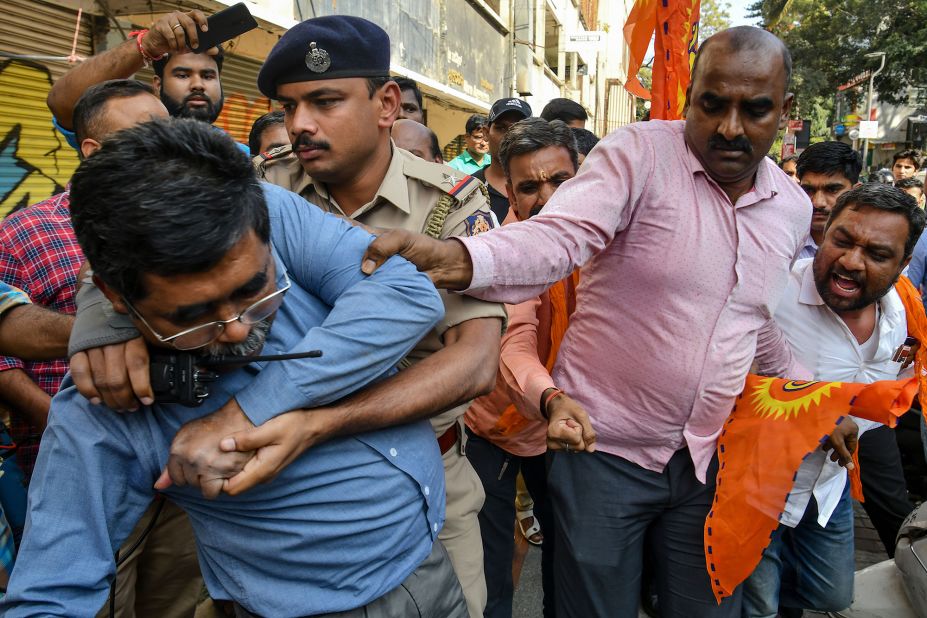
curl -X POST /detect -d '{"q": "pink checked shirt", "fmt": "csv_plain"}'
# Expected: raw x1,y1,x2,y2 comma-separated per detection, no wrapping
460,120,812,481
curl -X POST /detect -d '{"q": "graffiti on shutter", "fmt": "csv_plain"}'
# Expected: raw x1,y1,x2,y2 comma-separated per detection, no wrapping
0,59,78,217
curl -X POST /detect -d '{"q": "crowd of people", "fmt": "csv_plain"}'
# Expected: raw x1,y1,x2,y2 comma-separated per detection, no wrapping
0,9,923,618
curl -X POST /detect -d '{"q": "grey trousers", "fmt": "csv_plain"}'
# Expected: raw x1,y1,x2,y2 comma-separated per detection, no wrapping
548,447,743,618
233,541,467,618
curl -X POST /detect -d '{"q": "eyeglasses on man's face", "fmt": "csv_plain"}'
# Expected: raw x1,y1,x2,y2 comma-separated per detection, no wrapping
123,272,291,351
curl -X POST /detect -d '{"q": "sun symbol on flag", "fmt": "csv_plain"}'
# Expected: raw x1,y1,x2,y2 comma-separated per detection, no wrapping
749,378,843,420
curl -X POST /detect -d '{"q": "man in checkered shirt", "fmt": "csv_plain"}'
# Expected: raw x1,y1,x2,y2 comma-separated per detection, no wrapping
0,80,166,480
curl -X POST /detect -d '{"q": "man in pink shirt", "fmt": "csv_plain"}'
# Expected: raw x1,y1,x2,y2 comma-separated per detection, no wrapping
465,117,580,618
364,27,810,618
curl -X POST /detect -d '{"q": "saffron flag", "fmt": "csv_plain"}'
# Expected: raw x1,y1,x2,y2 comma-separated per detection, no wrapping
623,0,701,119
705,375,917,603
623,0,657,100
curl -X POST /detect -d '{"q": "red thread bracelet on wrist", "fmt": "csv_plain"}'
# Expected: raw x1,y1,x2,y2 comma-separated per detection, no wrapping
542,388,563,419
129,30,165,67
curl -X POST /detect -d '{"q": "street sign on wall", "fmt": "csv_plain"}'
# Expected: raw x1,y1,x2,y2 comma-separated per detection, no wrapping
859,120,879,139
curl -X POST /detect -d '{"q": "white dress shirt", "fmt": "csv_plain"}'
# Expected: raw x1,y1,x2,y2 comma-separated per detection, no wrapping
797,234,818,260
773,259,909,527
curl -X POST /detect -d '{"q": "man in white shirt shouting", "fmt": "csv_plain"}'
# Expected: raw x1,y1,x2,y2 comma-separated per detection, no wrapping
742,183,925,617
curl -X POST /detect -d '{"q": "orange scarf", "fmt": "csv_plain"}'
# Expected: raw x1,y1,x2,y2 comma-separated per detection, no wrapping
894,275,927,410
544,271,580,372
490,272,579,436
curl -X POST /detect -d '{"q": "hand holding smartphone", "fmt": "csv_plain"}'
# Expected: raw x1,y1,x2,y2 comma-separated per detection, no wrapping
189,3,258,53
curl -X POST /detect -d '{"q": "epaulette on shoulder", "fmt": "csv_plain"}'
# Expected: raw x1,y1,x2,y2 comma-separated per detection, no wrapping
403,155,484,203
254,144,293,163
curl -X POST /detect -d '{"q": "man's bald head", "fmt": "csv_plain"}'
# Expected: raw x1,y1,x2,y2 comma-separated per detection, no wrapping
693,26,791,94
392,118,443,164
683,25,794,202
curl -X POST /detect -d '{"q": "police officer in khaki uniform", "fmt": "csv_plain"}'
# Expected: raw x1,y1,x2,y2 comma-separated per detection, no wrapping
254,16,505,618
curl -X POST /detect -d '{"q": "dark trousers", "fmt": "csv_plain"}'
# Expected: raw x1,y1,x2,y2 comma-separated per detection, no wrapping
548,447,742,618
858,425,914,557
465,429,554,618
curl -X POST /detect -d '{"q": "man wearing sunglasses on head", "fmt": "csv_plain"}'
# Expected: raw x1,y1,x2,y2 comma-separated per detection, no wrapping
0,119,467,617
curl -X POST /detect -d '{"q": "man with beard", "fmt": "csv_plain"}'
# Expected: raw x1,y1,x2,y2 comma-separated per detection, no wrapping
742,184,924,617
795,141,862,259
0,118,461,617
795,143,916,559
360,26,810,617
46,9,248,153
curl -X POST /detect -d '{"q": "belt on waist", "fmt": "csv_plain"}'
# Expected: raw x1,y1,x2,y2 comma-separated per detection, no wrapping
437,423,459,455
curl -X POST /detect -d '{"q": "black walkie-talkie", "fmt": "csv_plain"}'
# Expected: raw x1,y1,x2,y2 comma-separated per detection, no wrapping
149,349,322,407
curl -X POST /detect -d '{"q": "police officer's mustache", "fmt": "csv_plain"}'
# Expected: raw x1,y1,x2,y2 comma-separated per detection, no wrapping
293,134,331,151
709,135,752,153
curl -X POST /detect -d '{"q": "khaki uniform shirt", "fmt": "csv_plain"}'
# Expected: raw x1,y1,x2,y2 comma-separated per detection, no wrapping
257,144,506,435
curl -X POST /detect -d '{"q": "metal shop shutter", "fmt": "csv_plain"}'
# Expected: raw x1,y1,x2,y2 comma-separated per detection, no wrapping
0,0,93,215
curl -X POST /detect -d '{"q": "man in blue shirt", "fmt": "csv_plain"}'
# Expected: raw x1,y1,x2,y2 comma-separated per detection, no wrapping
0,118,465,617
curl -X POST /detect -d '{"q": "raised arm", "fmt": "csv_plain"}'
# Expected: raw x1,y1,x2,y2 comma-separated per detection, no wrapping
47,10,208,129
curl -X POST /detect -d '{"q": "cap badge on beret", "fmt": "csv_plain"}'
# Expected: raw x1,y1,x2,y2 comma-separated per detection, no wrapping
305,42,331,73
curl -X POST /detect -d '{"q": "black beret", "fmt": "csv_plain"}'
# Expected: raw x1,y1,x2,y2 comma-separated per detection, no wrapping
257,15,391,99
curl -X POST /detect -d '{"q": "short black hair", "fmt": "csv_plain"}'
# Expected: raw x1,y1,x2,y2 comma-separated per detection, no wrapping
366,76,393,98
540,98,588,123
70,118,270,302
248,110,286,154
392,76,423,109
427,128,441,161
779,154,799,168
827,184,925,259
72,79,156,146
893,149,922,170
498,118,579,179
896,177,925,192
570,127,599,156
796,141,863,184
153,46,224,79
465,114,488,135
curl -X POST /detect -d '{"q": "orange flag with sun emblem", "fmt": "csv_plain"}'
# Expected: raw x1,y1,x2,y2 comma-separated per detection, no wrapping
705,375,918,603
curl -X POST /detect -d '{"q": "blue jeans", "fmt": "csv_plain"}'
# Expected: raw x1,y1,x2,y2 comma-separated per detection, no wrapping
742,482,855,618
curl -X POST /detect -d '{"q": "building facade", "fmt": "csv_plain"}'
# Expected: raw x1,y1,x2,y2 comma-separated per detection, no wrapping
0,0,636,215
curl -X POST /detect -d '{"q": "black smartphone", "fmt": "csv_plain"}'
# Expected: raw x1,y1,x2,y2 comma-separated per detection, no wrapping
189,3,258,53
